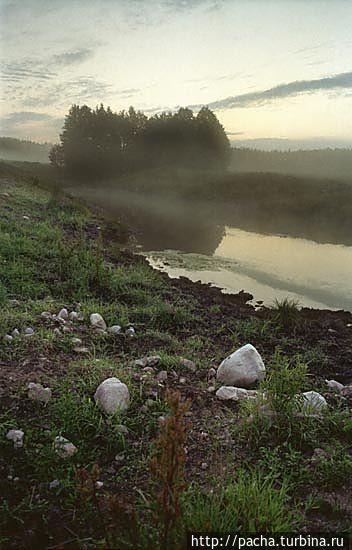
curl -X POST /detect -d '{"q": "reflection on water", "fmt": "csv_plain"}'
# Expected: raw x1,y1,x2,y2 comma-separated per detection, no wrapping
69,186,352,311
147,226,352,311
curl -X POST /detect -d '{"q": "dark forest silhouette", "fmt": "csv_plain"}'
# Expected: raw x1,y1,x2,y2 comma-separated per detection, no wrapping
49,104,231,178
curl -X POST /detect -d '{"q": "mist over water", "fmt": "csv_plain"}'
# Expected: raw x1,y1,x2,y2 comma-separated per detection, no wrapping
71,183,352,311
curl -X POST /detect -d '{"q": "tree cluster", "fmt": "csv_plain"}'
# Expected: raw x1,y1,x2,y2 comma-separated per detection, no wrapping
50,104,230,178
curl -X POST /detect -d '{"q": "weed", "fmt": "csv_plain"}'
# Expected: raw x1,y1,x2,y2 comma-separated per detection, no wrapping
150,390,191,550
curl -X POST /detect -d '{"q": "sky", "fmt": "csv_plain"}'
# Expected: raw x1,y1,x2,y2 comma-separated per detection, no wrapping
1,0,352,147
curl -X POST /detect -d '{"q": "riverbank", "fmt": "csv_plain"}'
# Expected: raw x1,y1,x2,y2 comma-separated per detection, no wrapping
1,165,352,548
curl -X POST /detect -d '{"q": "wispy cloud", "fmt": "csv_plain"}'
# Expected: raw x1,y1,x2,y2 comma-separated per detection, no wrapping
190,71,352,110
2,111,54,124
52,48,94,66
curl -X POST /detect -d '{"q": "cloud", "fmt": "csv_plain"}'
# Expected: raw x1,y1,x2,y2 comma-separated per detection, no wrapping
190,71,352,110
2,111,54,124
0,61,56,82
52,48,94,66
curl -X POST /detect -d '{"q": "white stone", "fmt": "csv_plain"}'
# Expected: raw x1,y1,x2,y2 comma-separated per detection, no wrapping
41,311,52,320
11,328,20,338
90,313,107,330
216,344,265,388
134,355,161,368
58,308,68,320
108,325,122,334
216,386,258,401
301,391,328,413
94,377,130,414
73,346,90,354
71,337,82,345
6,429,24,449
4,334,13,343
179,358,196,372
28,382,52,404
24,327,34,336
54,436,77,458
125,326,135,336
157,370,168,382
22,215,30,220
69,311,79,321
325,379,344,392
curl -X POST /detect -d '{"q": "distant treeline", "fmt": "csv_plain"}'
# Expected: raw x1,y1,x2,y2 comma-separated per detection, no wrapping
0,137,52,163
50,104,230,178
231,147,352,181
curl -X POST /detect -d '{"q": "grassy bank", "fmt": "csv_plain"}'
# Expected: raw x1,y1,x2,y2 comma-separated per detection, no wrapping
1,166,352,548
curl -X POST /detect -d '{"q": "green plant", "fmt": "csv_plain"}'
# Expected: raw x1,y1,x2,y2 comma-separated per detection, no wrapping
271,297,301,330
182,469,300,532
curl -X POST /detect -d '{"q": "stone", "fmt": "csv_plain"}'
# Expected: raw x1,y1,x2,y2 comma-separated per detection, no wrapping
41,311,52,320
94,377,130,414
62,326,71,333
54,436,77,458
157,370,168,382
90,313,107,330
95,481,104,489
301,391,328,414
179,377,186,384
11,328,20,338
208,368,216,378
73,346,90,354
116,424,129,435
6,429,24,449
216,344,265,388
22,215,30,220
207,386,216,393
179,358,196,372
28,382,52,404
49,479,61,490
216,386,258,401
24,327,34,336
134,355,161,368
3,334,13,343
108,325,122,334
69,311,79,321
71,337,82,346
58,308,68,320
325,379,344,392
341,385,352,398
143,366,155,374
125,326,135,336
53,328,61,336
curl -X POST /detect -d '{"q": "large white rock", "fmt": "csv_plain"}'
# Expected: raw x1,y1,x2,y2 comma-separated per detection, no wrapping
94,377,130,414
90,313,107,330
54,436,77,458
301,391,328,413
216,344,265,388
28,382,52,404
216,386,259,401
6,429,24,449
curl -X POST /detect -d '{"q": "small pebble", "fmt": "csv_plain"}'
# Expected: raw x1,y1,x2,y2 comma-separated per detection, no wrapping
3,334,13,343
179,377,186,384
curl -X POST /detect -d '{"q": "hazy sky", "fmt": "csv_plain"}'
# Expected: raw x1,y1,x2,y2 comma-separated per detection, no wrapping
1,0,352,145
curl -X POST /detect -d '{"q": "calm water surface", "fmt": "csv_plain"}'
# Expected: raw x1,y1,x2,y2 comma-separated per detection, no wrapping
147,226,352,311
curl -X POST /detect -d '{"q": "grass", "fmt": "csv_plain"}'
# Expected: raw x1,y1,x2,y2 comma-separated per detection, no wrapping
271,297,301,330
1,167,352,545
182,469,300,533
